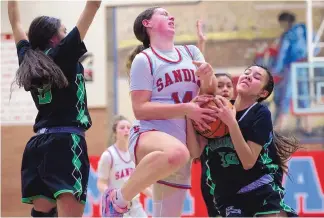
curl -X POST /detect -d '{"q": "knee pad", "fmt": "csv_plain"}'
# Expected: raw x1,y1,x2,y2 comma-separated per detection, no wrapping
31,207,57,217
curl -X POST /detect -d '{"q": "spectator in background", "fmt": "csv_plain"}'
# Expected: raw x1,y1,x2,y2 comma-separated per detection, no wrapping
97,115,151,217
272,11,312,135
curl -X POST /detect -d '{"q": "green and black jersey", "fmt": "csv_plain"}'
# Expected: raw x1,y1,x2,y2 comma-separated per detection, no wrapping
17,27,92,132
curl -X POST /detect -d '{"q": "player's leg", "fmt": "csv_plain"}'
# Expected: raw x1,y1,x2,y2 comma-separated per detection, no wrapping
151,183,187,217
41,133,90,217
103,130,190,216
21,135,57,217
32,199,57,217
123,131,190,199
56,193,85,217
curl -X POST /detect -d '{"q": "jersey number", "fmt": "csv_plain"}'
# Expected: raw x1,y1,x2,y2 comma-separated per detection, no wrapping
171,91,193,104
37,87,52,105
219,152,239,167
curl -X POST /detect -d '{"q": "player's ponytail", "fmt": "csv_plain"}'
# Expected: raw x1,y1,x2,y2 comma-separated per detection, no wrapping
125,7,158,80
12,48,68,92
10,16,68,98
125,44,147,78
272,130,301,174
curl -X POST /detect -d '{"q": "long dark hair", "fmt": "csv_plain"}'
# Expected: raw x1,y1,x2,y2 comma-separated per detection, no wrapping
256,65,300,173
11,16,68,96
125,7,159,77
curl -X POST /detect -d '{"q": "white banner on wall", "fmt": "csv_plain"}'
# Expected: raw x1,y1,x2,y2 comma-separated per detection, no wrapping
1,34,37,125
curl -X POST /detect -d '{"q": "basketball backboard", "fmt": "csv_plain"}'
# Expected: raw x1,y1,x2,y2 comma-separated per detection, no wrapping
291,61,324,115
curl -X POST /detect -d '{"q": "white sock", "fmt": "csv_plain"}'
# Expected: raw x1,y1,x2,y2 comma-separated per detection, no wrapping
153,200,163,217
152,184,187,217
114,189,129,208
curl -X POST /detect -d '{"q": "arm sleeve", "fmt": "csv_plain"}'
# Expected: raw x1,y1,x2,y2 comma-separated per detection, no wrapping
129,53,153,91
97,151,112,180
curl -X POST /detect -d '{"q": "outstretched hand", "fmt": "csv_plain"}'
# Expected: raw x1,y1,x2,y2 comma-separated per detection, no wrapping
192,61,214,86
196,19,207,42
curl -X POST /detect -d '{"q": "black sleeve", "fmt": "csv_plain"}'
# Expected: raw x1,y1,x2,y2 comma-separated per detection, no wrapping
16,40,31,65
48,26,87,66
246,107,273,146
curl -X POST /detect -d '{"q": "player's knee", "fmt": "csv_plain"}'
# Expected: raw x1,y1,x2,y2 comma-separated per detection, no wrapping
167,146,190,167
56,193,84,216
31,207,57,217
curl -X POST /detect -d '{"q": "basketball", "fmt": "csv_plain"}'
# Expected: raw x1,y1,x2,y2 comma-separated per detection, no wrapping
193,99,233,138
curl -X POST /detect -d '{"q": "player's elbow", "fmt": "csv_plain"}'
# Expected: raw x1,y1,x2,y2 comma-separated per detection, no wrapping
132,101,150,120
133,106,145,120
188,148,201,159
242,163,254,170
242,159,257,170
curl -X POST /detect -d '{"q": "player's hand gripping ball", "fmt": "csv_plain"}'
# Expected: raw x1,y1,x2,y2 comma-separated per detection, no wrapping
193,96,233,138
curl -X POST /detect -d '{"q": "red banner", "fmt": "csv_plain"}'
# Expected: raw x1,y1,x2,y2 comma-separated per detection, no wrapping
84,151,324,217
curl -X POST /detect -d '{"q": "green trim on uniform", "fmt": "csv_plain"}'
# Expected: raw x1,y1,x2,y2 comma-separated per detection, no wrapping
53,189,74,198
254,210,280,216
22,195,56,204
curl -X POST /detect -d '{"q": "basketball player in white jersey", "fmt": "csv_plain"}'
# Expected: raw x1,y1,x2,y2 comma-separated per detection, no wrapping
102,7,218,217
97,115,152,217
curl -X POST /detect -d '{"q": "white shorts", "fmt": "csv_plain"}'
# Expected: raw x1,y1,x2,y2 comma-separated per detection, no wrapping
129,126,192,189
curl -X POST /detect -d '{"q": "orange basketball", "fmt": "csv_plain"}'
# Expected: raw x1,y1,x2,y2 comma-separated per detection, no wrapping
193,99,233,138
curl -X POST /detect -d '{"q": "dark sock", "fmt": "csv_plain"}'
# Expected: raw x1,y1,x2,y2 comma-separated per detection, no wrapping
31,207,57,217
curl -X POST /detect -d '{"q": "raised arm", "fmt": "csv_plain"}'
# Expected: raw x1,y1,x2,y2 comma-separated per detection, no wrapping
8,1,28,44
196,20,207,56
76,0,101,41
193,60,218,95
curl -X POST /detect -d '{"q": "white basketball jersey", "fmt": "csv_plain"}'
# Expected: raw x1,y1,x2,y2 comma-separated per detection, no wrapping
107,145,135,190
129,45,205,187
131,45,203,145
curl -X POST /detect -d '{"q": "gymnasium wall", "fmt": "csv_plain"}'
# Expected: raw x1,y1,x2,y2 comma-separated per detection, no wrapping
1,1,323,216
